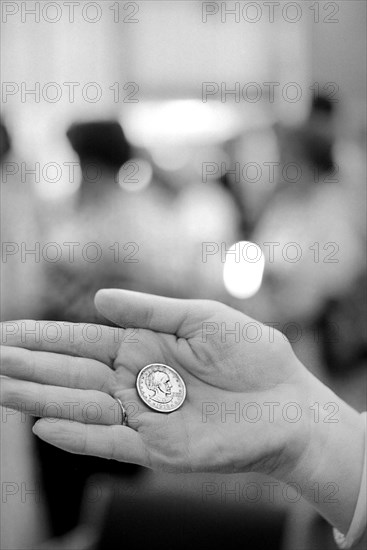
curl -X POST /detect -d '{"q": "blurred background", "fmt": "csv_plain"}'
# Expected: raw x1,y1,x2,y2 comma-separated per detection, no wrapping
1,1,366,549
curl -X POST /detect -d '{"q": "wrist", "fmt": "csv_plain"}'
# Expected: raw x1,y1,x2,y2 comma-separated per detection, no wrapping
279,370,365,533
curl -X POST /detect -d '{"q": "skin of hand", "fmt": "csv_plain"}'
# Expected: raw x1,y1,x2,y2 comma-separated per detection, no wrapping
0,289,365,533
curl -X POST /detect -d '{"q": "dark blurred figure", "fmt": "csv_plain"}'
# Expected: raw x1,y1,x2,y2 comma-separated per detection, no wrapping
41,120,136,324
304,95,335,174
0,119,11,158
275,94,337,186
221,95,338,237
67,120,131,207
318,274,367,377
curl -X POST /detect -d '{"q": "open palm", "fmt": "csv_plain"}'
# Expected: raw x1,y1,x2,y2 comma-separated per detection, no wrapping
1,289,311,476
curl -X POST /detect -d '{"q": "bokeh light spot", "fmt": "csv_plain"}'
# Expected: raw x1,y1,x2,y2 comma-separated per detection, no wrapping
223,241,265,299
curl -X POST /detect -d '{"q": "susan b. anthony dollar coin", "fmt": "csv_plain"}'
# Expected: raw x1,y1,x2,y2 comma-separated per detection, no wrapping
136,363,186,412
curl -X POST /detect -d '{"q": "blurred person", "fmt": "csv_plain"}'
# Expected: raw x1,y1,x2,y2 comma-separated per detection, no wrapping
0,120,49,549
223,124,280,236
222,95,338,239
0,120,46,321
251,180,364,325
274,94,337,188
40,120,136,324
1,289,366,549
141,141,241,301
318,110,367,379
221,96,337,238
248,95,364,326
42,121,239,321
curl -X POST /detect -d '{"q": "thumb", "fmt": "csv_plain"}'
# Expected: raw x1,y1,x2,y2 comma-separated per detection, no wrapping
94,289,218,338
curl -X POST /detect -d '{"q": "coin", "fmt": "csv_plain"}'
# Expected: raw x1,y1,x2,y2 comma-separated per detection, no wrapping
136,363,186,412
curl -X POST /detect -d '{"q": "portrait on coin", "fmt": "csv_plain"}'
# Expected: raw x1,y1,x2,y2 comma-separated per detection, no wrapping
146,369,174,404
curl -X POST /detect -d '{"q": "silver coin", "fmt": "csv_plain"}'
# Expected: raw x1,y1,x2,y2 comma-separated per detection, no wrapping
136,363,186,412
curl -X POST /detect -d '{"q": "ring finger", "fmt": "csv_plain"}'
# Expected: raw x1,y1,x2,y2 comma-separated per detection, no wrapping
0,378,123,425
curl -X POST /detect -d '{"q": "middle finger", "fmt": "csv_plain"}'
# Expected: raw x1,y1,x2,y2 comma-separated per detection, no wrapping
0,346,116,393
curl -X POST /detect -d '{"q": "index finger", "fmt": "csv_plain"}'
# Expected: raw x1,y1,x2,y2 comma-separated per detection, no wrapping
0,320,124,367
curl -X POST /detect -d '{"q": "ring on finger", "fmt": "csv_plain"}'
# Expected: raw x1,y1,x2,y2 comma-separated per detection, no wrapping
115,397,128,426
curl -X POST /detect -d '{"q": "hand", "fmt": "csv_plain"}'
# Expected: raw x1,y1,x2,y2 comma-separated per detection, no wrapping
1,289,314,477
1,290,365,533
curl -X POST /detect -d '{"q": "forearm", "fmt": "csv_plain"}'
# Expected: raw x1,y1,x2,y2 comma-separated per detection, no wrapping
281,371,365,535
